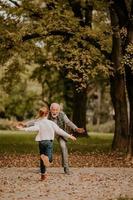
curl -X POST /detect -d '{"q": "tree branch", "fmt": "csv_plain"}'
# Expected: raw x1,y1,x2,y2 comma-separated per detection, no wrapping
81,35,111,60
8,0,20,7
22,30,74,42
110,0,129,28
7,29,111,61
22,33,42,42
68,0,84,26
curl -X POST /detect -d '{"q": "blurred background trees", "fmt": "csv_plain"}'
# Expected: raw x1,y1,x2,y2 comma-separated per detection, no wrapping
0,0,133,156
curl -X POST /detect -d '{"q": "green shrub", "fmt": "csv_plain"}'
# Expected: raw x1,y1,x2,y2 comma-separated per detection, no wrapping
87,120,115,133
0,119,16,130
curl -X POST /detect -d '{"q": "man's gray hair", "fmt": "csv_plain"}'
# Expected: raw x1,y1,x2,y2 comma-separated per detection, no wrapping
50,103,60,110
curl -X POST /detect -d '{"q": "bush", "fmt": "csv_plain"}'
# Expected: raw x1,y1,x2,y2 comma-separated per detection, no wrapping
0,119,16,130
87,120,115,133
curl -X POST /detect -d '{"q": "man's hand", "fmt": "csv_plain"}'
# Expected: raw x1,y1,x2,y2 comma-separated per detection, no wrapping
75,128,85,133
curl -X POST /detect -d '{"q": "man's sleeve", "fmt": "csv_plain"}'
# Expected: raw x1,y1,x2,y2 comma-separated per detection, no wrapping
63,112,78,131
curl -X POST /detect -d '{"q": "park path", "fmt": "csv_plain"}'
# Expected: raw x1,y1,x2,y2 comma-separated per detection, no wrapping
0,167,133,200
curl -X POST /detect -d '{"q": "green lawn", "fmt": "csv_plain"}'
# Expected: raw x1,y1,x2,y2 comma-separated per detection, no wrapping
0,130,113,154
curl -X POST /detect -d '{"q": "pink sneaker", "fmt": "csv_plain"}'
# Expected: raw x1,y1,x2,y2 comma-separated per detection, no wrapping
41,173,48,181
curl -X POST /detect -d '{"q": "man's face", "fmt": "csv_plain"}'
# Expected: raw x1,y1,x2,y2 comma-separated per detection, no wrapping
50,107,60,118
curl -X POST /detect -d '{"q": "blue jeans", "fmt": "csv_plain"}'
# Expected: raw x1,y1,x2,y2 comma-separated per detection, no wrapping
39,140,53,174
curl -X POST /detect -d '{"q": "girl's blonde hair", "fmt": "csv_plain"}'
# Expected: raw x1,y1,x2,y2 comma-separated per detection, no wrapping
36,106,49,118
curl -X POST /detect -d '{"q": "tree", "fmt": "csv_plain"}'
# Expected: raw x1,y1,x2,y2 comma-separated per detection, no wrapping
124,0,133,157
68,0,93,129
1,0,127,148
0,58,40,120
107,0,133,155
109,1,128,149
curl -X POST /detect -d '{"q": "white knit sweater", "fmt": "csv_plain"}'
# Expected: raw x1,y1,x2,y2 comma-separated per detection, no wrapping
21,117,72,142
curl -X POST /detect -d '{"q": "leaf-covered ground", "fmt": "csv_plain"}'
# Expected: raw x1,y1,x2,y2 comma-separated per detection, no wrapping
0,152,133,168
0,167,133,200
0,153,133,200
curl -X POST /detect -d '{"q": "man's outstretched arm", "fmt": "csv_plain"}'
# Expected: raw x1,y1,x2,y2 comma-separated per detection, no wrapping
63,112,85,133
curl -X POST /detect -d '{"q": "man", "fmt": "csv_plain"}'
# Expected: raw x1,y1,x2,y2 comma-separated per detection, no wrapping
49,103,84,175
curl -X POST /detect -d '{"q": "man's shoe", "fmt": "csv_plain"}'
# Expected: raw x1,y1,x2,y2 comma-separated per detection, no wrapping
64,167,71,175
41,154,50,167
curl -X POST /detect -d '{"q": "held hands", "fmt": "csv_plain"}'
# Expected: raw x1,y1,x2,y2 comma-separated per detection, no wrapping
75,128,85,134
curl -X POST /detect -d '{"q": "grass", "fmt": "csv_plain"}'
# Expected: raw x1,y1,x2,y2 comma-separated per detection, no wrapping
0,130,114,154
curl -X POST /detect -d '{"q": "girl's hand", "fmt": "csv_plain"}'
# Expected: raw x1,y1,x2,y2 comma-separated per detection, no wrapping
70,134,77,141
16,124,24,129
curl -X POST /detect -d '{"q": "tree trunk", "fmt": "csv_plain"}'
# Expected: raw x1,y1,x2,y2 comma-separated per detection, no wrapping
72,86,87,130
96,86,102,125
110,74,128,149
125,2,133,157
63,77,74,117
68,1,93,132
85,1,93,27
126,65,133,157
109,3,128,149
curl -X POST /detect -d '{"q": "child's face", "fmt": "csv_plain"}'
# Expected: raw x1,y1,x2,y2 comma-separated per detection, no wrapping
50,107,60,118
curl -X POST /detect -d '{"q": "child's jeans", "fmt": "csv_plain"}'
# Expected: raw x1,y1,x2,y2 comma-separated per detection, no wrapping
39,140,53,174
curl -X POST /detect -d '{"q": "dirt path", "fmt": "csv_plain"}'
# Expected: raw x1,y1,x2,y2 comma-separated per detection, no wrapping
0,167,133,200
